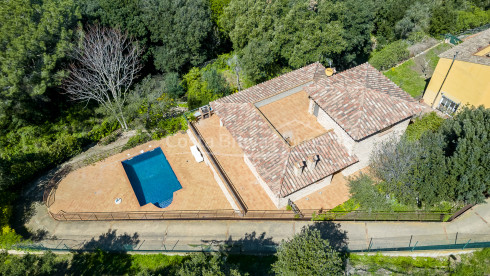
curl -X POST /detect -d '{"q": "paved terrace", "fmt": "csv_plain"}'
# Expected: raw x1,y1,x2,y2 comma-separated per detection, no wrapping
258,91,327,146
49,133,232,215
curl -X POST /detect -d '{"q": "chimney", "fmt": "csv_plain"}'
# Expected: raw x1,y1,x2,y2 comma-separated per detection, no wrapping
325,67,336,77
294,161,305,176
306,154,320,171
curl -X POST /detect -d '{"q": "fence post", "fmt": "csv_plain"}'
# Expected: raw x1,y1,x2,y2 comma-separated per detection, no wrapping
367,238,373,252
463,239,471,249
455,232,458,244
411,241,418,252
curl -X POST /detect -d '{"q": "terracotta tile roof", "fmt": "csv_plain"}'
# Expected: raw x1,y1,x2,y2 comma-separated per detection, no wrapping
211,101,357,197
209,62,419,197
306,63,421,140
215,62,325,104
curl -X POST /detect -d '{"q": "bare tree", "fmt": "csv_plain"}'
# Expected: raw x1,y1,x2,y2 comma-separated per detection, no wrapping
64,25,142,130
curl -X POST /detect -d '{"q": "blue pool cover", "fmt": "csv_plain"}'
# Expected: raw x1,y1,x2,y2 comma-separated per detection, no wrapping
122,147,182,208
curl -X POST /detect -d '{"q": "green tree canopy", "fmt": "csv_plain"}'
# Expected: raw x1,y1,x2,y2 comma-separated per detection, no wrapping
272,228,343,276
0,0,80,128
371,106,490,206
177,252,243,276
143,0,215,73
222,0,346,83
441,106,490,204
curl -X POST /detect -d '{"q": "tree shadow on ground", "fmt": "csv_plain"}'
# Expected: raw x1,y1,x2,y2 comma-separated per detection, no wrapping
79,229,140,251
222,231,277,254
218,231,278,276
305,221,349,253
10,165,68,239
67,230,140,276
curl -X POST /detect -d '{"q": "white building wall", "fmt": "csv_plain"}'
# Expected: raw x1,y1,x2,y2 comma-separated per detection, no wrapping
308,99,412,177
341,118,411,176
244,153,333,208
311,100,356,154
278,175,333,208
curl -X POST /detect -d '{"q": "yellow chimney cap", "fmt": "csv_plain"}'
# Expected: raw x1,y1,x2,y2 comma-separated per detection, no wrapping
325,68,335,76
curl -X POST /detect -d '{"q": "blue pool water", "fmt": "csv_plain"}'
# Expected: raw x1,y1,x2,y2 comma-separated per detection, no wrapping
122,147,182,208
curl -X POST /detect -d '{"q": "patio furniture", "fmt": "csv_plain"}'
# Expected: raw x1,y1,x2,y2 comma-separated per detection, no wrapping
200,105,211,119
190,145,204,163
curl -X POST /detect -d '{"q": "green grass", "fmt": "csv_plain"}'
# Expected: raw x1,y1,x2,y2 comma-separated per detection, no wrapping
331,198,359,212
384,59,426,98
130,254,187,274
453,248,490,275
349,253,450,274
426,43,453,70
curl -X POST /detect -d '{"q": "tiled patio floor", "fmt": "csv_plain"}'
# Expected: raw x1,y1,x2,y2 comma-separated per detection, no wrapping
295,167,371,210
194,115,278,210
259,91,328,146
49,133,232,214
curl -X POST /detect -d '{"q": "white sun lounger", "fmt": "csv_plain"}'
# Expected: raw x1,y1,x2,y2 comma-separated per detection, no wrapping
190,145,204,163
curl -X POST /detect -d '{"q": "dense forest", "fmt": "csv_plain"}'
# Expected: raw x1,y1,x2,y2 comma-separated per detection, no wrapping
0,0,489,243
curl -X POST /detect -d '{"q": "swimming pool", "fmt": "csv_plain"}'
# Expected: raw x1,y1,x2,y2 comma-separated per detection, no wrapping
122,147,182,208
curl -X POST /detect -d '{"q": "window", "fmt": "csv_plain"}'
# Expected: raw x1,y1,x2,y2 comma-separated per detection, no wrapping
438,95,459,115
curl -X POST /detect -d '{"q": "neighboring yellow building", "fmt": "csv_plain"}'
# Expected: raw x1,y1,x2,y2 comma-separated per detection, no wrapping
423,28,490,115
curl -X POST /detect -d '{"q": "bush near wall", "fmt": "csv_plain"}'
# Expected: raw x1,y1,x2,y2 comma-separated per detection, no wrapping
369,40,410,71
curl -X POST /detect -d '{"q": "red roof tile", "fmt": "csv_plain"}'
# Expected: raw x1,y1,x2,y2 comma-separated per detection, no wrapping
306,63,421,140
215,62,324,104
210,62,419,198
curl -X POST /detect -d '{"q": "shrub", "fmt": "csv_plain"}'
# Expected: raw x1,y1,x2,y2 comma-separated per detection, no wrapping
348,174,392,212
404,112,444,141
152,117,188,140
272,228,343,275
454,5,490,34
122,133,152,151
89,120,119,142
177,252,243,276
369,40,410,70
453,248,490,275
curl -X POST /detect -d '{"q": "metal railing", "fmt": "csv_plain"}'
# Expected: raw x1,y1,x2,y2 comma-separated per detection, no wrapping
43,165,74,207
43,145,126,208
49,208,456,222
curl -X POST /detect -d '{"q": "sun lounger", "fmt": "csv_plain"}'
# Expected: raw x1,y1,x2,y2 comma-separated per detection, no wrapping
190,145,204,163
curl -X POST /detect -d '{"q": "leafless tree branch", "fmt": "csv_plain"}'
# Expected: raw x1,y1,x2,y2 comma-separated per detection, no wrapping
63,25,143,130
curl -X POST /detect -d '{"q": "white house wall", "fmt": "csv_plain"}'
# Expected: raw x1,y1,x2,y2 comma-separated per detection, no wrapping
341,118,411,176
309,98,411,176
311,100,356,154
278,175,333,208
244,152,333,209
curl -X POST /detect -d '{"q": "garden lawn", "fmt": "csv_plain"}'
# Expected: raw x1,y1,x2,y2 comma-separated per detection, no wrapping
383,59,426,98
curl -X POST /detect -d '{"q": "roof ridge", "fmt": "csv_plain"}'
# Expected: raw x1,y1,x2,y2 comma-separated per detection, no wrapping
214,62,321,104
278,147,293,197
350,65,369,139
